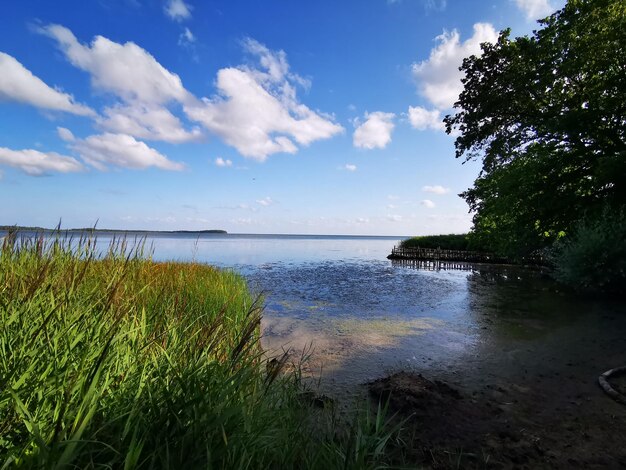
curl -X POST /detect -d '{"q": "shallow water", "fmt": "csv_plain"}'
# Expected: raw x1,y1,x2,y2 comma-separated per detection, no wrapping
5,232,626,399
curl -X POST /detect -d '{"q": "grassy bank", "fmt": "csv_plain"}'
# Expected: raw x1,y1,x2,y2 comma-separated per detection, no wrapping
0,233,399,468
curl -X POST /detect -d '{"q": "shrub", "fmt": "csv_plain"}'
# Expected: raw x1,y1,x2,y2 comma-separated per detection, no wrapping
551,208,626,295
399,234,470,251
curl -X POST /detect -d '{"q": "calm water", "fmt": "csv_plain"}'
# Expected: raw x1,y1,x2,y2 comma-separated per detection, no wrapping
5,232,626,399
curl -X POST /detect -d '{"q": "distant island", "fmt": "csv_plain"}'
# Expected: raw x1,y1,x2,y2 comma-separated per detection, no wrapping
0,225,227,234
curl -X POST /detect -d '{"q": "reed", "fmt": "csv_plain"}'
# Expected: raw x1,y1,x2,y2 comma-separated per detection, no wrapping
0,231,401,468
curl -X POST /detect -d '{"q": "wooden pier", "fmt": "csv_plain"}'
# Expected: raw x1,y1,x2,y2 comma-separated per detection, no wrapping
388,245,547,267
390,258,476,271
387,246,510,264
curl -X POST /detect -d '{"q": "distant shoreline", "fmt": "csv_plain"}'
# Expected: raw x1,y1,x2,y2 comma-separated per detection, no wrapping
0,226,227,235
1,226,412,239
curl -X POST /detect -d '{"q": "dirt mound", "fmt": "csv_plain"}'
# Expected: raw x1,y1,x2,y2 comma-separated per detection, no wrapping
368,372,626,469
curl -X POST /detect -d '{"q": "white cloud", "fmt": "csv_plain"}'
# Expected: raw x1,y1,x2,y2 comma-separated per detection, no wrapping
353,111,395,149
344,163,357,172
40,26,341,160
387,194,400,200
39,24,201,143
421,199,436,208
70,133,184,171
57,127,75,142
387,204,397,209
356,217,369,224
185,39,342,160
412,23,498,110
40,25,190,104
256,196,273,207
97,104,202,143
179,27,195,46
215,157,232,167
164,0,192,21
515,0,554,20
231,217,254,225
422,185,450,195
387,214,403,222
0,52,94,116
0,147,84,176
408,106,444,131
424,0,447,11
234,203,258,212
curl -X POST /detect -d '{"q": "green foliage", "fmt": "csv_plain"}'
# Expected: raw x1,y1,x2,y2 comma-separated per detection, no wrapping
400,234,470,250
0,233,401,468
446,0,626,257
552,209,626,294
400,233,495,252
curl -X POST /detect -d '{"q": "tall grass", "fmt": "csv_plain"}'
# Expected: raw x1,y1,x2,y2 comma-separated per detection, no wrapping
0,231,401,468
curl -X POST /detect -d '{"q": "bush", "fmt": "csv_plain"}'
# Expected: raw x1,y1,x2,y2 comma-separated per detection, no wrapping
399,234,470,251
551,208,626,295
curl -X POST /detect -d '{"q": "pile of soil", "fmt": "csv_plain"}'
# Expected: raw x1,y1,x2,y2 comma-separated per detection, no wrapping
368,371,626,469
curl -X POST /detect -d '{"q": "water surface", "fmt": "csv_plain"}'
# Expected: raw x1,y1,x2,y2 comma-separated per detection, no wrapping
5,231,626,400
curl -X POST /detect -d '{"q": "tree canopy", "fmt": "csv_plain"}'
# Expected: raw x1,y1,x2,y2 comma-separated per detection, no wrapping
445,0,626,257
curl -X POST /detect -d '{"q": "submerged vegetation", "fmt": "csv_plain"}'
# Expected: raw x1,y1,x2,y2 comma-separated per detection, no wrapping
0,232,401,468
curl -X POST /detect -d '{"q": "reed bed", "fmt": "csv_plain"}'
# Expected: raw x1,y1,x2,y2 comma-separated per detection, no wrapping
0,231,400,469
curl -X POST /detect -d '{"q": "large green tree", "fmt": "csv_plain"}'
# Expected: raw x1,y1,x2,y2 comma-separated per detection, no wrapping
445,0,626,257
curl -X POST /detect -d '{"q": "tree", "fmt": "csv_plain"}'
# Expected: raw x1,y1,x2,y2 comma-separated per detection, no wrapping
445,0,626,258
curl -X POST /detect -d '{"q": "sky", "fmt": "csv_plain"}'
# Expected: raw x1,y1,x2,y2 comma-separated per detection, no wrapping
0,0,564,235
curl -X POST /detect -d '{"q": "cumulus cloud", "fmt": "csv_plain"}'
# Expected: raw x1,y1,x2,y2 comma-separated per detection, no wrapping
422,185,450,194
70,133,184,171
387,214,403,222
39,25,340,160
0,147,84,176
215,157,232,167
353,111,395,149
412,23,498,110
97,104,202,143
408,106,444,131
40,24,190,104
164,0,192,21
39,24,203,144
185,38,343,160
515,0,554,20
344,163,357,172
0,52,94,116
421,199,436,208
256,196,273,207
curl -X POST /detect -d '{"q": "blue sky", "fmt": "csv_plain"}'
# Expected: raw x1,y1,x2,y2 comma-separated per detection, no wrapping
0,0,563,235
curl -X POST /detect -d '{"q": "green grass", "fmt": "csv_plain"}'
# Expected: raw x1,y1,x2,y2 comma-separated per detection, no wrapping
0,232,402,469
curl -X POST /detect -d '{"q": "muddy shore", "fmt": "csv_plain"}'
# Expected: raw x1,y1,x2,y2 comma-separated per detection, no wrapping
259,264,626,468
364,306,626,469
